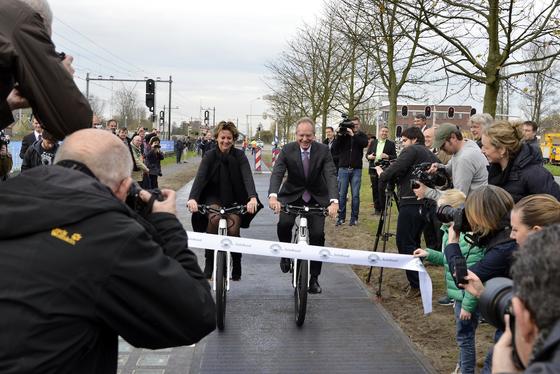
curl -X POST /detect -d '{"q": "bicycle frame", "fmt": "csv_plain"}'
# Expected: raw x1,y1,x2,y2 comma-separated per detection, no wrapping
214,217,231,292
292,216,310,289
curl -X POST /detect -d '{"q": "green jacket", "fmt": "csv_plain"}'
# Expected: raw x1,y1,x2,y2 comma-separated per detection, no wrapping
425,226,484,313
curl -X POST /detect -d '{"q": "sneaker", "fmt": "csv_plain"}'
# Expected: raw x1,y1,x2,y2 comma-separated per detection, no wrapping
280,258,291,273
437,295,454,306
335,219,345,226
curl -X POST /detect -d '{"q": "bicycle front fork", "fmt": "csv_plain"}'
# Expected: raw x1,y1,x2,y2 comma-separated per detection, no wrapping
292,217,311,288
213,218,231,291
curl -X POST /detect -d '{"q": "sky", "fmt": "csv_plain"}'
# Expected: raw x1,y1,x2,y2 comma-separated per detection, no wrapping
50,0,326,133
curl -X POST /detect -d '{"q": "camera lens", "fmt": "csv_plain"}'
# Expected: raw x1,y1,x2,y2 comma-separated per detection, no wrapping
479,277,514,331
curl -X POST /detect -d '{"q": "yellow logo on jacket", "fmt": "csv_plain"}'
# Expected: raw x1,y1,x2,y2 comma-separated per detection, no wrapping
51,228,82,245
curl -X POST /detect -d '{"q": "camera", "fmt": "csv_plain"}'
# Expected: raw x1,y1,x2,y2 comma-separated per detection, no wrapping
436,204,471,233
374,159,394,170
0,130,10,146
337,113,355,135
125,181,164,217
479,277,524,369
453,257,468,285
410,162,452,190
40,152,54,166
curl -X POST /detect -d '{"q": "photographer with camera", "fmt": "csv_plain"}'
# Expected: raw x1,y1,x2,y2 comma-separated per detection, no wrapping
443,185,518,373
332,116,368,226
366,126,396,215
146,136,164,188
375,126,439,297
0,129,216,373
413,123,488,203
20,128,58,171
488,225,560,373
414,189,485,374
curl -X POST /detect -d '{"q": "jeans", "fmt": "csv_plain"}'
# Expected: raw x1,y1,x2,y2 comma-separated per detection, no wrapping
338,167,362,222
454,301,479,374
481,328,504,374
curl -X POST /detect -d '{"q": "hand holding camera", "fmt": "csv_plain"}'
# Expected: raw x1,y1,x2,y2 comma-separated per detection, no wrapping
140,189,175,215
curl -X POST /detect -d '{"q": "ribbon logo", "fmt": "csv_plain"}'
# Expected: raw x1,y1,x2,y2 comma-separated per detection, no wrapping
220,238,233,250
367,253,380,265
269,244,282,255
319,249,331,260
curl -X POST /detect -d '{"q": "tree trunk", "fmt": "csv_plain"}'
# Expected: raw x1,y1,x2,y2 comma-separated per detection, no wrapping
483,79,499,118
387,87,398,138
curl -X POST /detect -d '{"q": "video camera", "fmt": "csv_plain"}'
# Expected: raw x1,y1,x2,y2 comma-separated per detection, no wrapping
337,113,355,136
410,162,452,190
436,204,471,233
0,130,10,147
374,158,395,170
479,277,524,369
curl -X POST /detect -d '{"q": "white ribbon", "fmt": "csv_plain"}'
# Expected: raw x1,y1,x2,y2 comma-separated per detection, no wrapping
188,231,433,314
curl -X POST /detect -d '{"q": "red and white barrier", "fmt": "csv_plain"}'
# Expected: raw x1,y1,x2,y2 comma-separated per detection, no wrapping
254,147,262,172
271,147,280,168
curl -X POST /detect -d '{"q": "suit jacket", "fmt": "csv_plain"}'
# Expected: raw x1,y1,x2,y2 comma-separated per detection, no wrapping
19,132,39,159
366,138,397,174
268,141,337,206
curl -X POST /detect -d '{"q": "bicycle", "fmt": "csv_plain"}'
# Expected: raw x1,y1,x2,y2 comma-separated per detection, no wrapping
280,204,329,327
198,204,246,331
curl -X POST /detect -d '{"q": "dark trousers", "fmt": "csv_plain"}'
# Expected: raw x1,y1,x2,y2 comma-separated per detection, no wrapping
277,201,325,277
396,204,427,288
369,172,383,212
423,204,443,251
176,150,182,164
148,174,159,189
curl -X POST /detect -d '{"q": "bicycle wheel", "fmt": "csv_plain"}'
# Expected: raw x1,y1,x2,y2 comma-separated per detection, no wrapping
294,259,308,327
215,250,227,330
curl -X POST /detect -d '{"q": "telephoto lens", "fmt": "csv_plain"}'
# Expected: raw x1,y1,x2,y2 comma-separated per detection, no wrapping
479,277,513,331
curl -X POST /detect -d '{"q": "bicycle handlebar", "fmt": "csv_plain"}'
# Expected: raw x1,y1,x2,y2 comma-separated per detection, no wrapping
198,204,247,216
281,204,329,217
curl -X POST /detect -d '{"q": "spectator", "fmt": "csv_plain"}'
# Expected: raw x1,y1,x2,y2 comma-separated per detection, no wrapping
324,126,339,172
332,116,368,226
376,126,439,297
522,120,543,159
201,132,216,157
21,129,58,171
414,123,488,202
414,189,484,374
0,129,215,373
188,121,261,281
0,138,12,181
413,113,428,131
130,135,149,188
106,119,118,134
91,115,102,129
482,121,560,202
19,116,43,159
146,136,164,188
117,127,129,144
468,113,493,148
0,0,91,139
423,126,451,165
174,136,185,164
492,225,560,372
366,126,396,215
444,185,517,374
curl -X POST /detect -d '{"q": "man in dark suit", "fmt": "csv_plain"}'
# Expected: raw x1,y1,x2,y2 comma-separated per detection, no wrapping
19,116,43,159
366,126,396,214
268,117,338,294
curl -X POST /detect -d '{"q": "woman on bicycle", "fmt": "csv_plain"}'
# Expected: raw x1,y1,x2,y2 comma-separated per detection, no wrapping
187,121,261,280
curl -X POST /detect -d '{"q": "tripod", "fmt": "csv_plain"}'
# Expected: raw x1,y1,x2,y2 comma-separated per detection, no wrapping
366,182,399,299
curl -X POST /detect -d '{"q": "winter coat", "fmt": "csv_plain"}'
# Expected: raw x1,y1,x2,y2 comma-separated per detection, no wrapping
488,143,560,202
525,319,560,373
425,226,484,313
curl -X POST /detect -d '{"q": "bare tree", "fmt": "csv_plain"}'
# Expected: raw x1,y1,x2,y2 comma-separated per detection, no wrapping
402,0,560,117
88,95,106,120
113,86,145,128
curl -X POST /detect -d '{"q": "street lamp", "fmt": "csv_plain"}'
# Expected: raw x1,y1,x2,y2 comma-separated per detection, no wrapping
248,97,261,138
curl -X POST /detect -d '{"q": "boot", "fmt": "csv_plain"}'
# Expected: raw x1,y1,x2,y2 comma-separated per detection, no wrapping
203,249,213,279
232,252,242,281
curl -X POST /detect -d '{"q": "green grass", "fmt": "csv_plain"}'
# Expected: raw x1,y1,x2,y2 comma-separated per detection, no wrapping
545,163,560,176
160,151,197,166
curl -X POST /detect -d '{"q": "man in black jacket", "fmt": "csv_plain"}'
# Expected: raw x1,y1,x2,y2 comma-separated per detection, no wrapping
19,116,43,159
366,126,396,214
332,116,369,226
0,0,91,139
376,127,439,297
0,129,215,373
21,128,58,171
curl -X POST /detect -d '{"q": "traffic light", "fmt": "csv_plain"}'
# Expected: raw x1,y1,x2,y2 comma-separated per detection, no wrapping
145,79,155,112
424,106,431,118
447,107,455,119
159,110,165,125
401,105,408,117
204,110,210,125
470,108,477,116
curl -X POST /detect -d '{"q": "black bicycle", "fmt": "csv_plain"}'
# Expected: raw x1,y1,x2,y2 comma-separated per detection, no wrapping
199,204,246,331
281,204,329,327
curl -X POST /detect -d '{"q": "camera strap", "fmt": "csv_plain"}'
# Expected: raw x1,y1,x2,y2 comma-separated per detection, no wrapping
56,160,99,181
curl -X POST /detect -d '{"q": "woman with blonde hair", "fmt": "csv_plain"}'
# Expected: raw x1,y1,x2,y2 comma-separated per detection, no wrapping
414,189,484,374
482,121,560,202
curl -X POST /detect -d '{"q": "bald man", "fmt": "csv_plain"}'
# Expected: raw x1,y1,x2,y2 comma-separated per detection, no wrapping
0,129,215,373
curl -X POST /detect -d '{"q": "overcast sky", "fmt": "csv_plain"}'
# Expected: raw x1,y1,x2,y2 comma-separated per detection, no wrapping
50,0,325,131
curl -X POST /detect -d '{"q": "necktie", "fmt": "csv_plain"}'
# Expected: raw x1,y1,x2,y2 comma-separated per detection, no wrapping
37,134,43,142
302,151,311,202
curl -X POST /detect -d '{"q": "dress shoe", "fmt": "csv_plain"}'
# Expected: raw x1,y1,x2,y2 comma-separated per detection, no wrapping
280,257,291,273
232,256,242,281
308,276,322,294
335,218,345,226
349,219,357,226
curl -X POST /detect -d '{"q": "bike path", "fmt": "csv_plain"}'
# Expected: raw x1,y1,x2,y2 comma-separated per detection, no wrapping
117,154,435,373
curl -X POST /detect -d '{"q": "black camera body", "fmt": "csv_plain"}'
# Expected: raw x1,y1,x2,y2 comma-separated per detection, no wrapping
126,182,164,217
337,114,355,136
410,162,452,190
374,158,394,170
0,130,10,146
480,277,525,369
453,257,468,285
436,204,471,233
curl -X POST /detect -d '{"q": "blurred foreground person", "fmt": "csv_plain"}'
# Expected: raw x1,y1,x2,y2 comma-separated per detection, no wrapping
0,129,215,373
